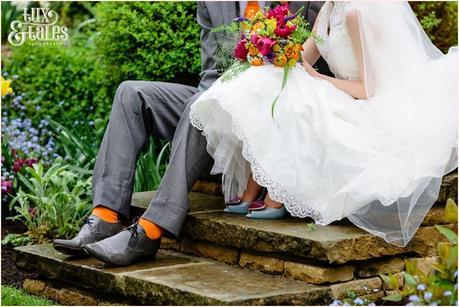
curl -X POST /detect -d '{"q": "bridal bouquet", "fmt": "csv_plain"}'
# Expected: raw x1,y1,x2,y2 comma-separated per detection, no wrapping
216,3,315,117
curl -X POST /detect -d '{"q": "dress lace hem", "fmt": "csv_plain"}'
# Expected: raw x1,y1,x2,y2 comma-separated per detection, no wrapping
189,102,325,224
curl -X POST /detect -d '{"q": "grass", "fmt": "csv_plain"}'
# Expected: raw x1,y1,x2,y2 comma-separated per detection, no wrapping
1,286,56,306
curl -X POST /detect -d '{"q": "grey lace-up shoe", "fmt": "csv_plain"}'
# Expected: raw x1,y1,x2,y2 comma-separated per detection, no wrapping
53,215,123,257
84,221,161,266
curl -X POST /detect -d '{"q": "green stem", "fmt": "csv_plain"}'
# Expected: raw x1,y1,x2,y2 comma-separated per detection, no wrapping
271,65,290,119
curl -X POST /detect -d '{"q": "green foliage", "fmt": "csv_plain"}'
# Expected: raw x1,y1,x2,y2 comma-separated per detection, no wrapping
48,119,98,173
8,161,92,243
134,139,170,192
3,44,112,137
379,198,458,306
1,1,20,43
1,233,30,247
410,1,458,53
95,1,201,87
1,286,56,306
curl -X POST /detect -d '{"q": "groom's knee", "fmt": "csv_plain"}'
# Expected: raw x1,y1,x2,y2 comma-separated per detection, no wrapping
114,80,148,114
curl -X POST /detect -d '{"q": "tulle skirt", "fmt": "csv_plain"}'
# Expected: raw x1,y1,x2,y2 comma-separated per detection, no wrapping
189,54,458,247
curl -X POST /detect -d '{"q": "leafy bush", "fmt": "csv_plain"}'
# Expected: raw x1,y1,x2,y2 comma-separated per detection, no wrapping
8,161,92,243
2,46,112,137
95,1,201,87
380,199,458,306
410,1,458,53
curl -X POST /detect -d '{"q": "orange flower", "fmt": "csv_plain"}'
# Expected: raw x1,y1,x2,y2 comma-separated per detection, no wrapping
251,57,264,66
284,46,297,59
273,55,287,67
293,44,302,54
248,45,259,56
252,22,265,32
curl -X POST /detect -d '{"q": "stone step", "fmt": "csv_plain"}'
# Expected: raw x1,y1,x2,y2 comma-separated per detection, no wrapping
14,244,333,305
131,173,457,265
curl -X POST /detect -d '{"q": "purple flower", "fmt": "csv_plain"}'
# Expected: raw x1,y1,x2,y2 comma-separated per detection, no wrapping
233,16,248,22
1,180,13,194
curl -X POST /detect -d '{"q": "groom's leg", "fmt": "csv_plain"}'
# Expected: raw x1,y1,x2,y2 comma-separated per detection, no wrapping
141,92,212,237
92,81,198,219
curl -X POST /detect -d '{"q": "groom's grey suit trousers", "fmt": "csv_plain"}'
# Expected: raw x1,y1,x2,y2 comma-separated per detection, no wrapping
92,81,210,236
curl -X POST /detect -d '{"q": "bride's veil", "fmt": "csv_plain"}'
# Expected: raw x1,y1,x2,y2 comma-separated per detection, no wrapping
339,1,458,247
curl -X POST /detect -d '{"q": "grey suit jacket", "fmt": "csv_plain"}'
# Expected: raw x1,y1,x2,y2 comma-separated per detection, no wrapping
196,1,330,92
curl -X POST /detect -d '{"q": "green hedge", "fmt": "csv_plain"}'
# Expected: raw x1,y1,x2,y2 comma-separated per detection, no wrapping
95,1,201,86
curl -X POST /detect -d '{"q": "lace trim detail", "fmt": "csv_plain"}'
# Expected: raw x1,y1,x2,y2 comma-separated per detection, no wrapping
189,101,324,224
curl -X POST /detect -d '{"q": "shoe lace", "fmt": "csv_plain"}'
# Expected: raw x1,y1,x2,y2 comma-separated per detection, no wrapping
127,217,140,247
84,216,95,228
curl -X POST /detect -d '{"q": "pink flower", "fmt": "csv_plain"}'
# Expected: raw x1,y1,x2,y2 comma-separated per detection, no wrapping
1,180,13,194
251,34,260,45
234,38,248,61
13,159,25,173
256,37,276,56
28,207,38,218
267,3,290,22
26,158,38,167
275,23,297,37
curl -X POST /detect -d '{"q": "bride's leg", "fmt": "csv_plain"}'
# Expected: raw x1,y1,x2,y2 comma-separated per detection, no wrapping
240,173,263,202
263,194,283,209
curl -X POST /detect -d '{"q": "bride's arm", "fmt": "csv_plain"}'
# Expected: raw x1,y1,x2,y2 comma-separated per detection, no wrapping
303,10,369,99
300,12,321,66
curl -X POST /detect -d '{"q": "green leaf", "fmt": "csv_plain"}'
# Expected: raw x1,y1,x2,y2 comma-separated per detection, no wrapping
271,65,290,118
382,293,403,302
444,198,458,223
403,272,417,287
435,225,458,244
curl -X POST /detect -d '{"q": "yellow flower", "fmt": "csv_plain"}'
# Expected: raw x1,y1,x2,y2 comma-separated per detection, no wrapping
288,58,297,67
272,44,281,52
254,11,264,21
266,18,277,34
252,22,266,33
1,76,13,97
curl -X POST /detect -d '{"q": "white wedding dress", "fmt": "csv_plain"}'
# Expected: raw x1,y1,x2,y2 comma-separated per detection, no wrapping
189,1,458,247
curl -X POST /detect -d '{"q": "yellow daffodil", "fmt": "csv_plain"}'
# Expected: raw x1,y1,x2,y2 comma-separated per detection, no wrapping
1,76,13,97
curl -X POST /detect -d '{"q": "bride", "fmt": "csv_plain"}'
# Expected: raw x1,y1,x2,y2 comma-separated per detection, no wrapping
189,1,458,247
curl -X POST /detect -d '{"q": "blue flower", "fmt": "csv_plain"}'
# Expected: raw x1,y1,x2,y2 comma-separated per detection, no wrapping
329,299,342,306
353,298,364,305
408,295,420,302
417,284,426,291
59,100,64,106
88,121,94,126
443,290,452,297
429,302,438,306
12,75,18,79
424,292,432,301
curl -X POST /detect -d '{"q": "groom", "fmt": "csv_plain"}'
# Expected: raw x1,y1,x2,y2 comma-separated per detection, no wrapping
53,1,329,266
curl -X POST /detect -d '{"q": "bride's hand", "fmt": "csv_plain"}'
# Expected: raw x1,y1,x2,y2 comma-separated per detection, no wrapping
302,61,320,77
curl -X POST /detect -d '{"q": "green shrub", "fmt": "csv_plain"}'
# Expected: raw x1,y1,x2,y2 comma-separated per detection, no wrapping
410,1,458,53
3,45,112,137
8,161,92,243
95,1,201,87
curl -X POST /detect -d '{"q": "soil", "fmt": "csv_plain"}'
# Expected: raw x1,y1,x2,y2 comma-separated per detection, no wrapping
1,219,38,287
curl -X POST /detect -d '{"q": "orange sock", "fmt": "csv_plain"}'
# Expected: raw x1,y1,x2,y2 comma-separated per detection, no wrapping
139,217,164,240
92,205,119,223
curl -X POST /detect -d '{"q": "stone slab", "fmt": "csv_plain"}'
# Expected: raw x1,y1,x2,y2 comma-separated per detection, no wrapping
184,211,456,264
14,244,332,305
132,191,225,213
